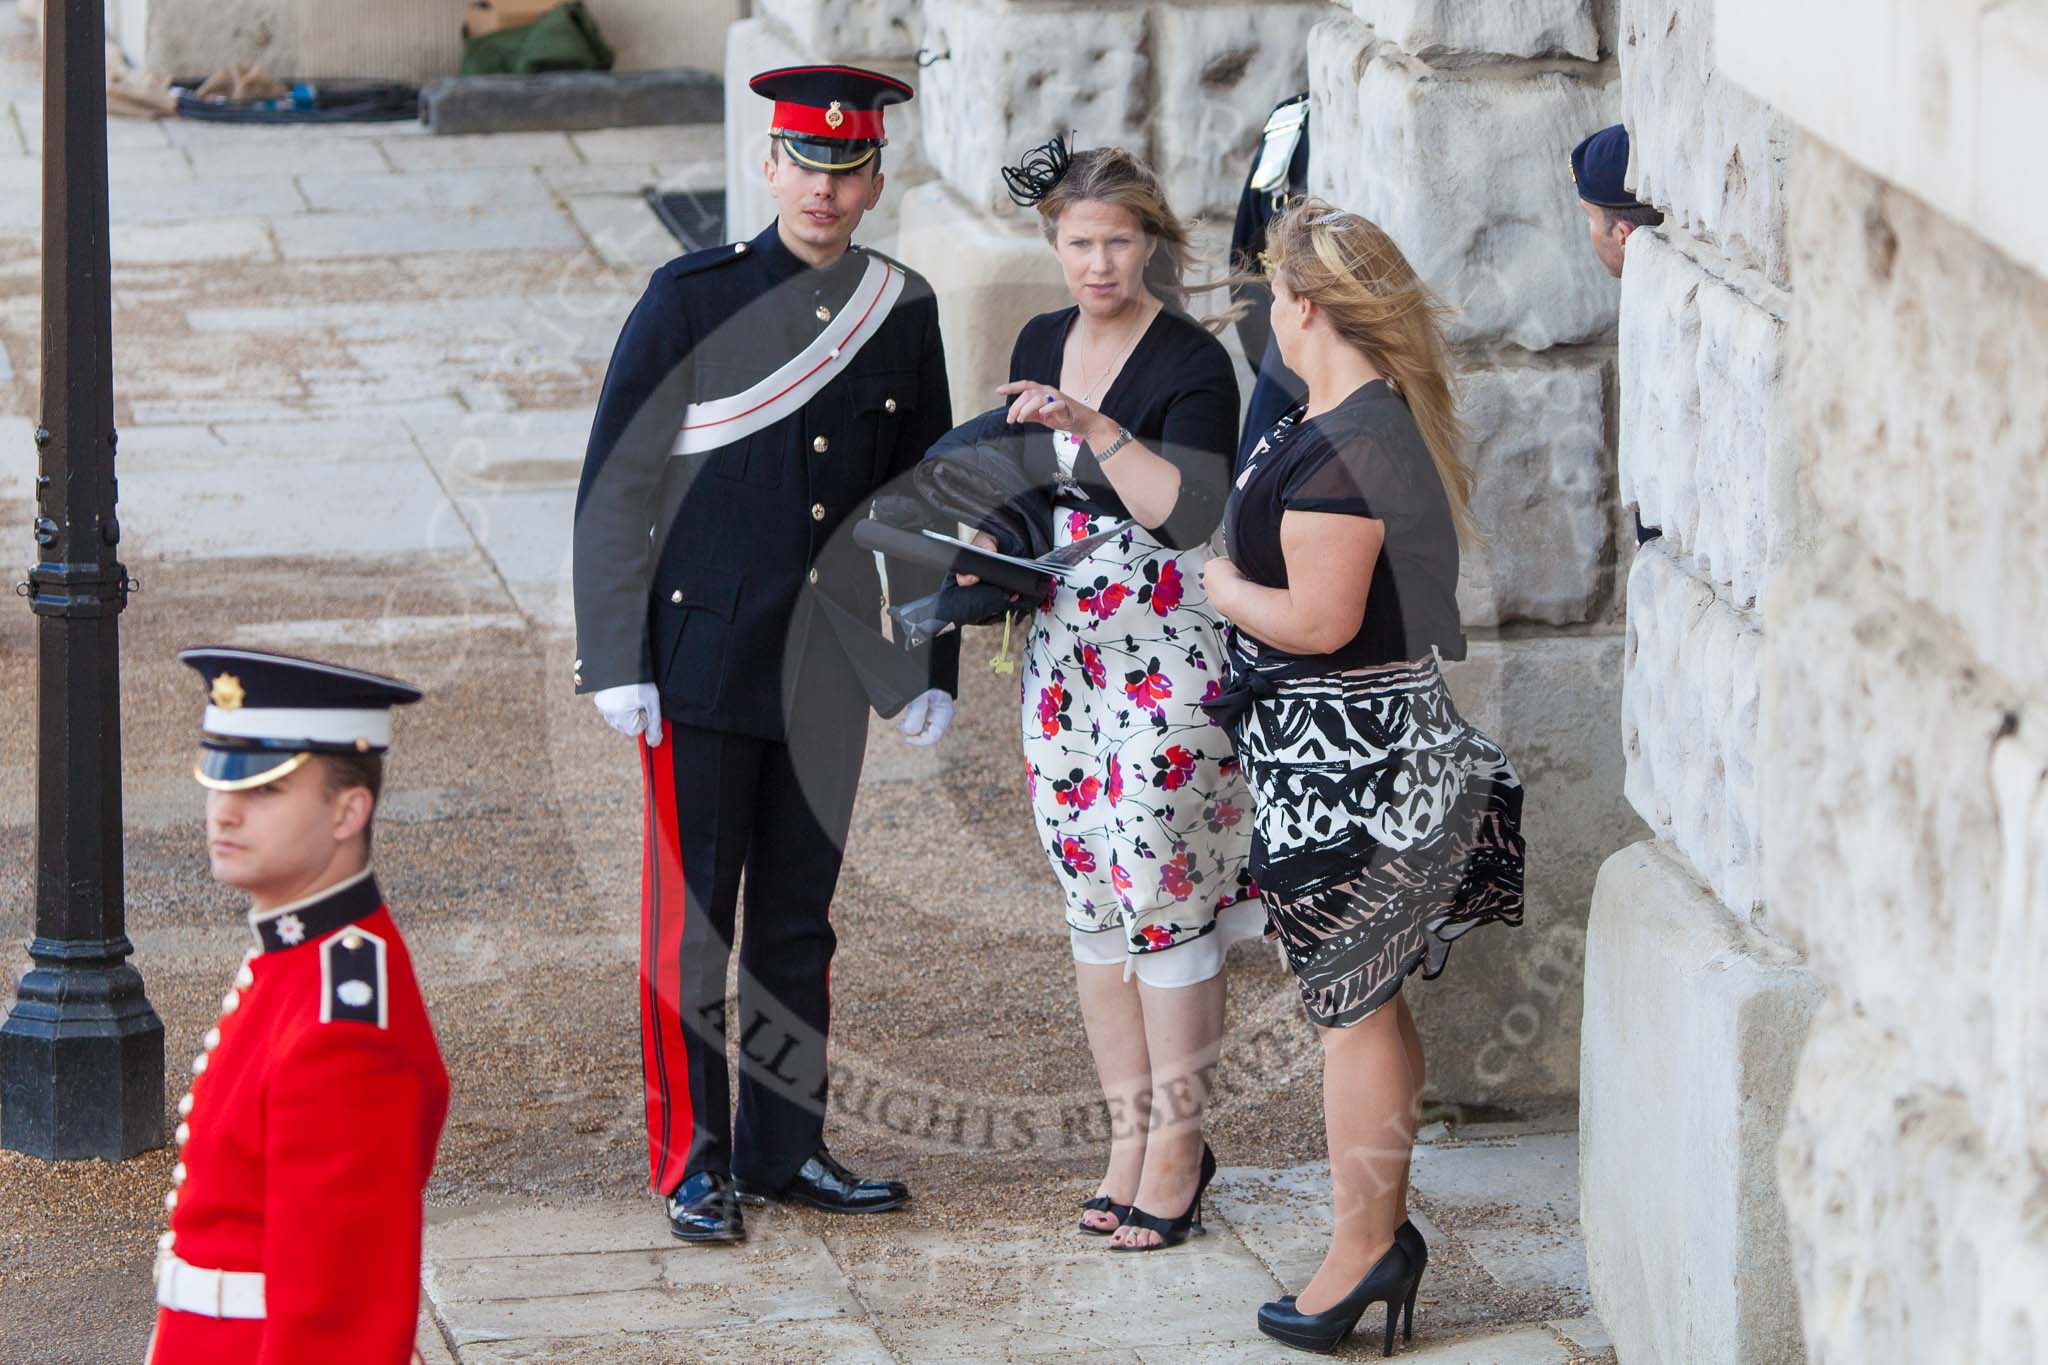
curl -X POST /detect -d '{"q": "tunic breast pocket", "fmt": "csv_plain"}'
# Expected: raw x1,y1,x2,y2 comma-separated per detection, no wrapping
652,566,743,706
836,370,918,490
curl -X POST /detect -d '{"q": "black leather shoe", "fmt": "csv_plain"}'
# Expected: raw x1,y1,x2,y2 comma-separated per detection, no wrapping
666,1171,745,1244
735,1149,910,1214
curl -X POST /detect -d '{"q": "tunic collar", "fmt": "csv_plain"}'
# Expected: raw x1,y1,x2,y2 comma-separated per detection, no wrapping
751,220,865,289
247,867,382,954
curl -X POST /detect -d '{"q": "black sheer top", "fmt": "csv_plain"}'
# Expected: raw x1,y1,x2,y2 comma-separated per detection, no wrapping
1008,305,1239,550
1222,380,1465,672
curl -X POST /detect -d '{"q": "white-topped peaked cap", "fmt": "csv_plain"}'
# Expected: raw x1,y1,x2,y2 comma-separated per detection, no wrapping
177,646,424,790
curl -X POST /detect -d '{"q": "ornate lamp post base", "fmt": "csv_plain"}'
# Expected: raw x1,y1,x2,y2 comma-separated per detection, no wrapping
1,952,164,1159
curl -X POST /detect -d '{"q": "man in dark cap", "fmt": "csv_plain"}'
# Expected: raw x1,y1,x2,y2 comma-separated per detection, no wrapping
148,649,448,1365
571,64,957,1244
1572,122,1665,278
1573,122,1665,545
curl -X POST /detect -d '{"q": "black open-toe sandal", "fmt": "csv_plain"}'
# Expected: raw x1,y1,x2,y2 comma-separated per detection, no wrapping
1078,1195,1133,1235
1110,1143,1216,1252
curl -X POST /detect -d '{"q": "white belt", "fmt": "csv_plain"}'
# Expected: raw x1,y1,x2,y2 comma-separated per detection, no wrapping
156,1251,267,1319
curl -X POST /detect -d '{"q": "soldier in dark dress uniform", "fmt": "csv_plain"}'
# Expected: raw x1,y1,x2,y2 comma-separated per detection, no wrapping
1229,92,1312,471
571,65,958,1244
149,649,448,1365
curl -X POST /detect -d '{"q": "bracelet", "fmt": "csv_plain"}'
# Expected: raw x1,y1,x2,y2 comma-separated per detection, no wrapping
1094,425,1135,464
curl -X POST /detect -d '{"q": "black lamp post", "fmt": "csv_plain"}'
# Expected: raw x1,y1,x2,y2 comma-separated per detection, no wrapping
0,0,163,1159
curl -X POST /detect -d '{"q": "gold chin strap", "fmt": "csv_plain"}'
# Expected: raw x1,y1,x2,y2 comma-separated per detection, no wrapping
194,750,313,792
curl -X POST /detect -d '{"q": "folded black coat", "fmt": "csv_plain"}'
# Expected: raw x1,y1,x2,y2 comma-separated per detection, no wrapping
871,406,1058,644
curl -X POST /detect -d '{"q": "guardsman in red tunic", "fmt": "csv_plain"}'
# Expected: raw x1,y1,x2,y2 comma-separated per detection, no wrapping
147,648,450,1365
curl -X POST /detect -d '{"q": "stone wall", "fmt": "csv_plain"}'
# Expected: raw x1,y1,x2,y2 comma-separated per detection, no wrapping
1579,0,1823,1361
1717,1,2048,1357
134,0,739,82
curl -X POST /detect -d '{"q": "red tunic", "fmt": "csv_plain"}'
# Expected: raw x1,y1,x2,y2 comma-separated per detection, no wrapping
148,872,450,1365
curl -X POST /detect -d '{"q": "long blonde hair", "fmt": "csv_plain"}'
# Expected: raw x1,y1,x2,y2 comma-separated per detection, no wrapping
1263,198,1478,544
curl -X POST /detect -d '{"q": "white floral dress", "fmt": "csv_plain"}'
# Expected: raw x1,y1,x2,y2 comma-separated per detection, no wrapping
1020,504,1256,955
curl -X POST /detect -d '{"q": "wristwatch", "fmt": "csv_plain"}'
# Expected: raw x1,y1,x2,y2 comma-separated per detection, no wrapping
1094,426,1135,464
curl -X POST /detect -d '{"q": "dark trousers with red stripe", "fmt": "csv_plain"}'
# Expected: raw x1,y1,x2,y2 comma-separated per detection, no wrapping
639,714,867,1197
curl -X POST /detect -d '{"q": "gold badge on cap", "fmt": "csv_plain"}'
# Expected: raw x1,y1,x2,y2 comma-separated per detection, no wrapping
210,673,246,710
825,100,845,130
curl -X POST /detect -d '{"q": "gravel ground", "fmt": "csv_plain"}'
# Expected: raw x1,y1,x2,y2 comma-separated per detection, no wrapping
0,561,1349,1362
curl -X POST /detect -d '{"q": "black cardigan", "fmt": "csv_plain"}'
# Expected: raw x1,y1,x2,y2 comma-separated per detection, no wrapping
1007,305,1240,550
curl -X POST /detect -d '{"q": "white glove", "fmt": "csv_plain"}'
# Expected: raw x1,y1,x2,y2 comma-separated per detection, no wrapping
593,682,664,746
898,688,954,748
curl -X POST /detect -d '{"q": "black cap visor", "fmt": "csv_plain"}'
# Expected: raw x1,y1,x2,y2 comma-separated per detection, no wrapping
777,132,881,173
196,747,313,792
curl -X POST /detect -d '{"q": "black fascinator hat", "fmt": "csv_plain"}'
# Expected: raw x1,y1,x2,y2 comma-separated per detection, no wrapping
1002,134,1074,207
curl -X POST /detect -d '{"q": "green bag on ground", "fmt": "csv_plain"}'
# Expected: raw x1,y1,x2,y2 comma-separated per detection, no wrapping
461,2,616,76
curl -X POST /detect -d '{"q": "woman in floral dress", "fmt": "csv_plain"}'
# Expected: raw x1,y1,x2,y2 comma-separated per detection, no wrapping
963,139,1258,1249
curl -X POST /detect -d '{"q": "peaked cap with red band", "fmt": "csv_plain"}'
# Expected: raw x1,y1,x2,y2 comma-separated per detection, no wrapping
751,64,912,172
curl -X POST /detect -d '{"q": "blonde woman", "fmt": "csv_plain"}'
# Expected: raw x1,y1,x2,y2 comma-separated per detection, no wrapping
1200,200,1527,1353
963,138,1258,1250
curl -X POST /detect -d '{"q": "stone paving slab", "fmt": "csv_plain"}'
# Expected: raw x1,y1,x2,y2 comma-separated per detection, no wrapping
296,167,562,216
182,137,392,178
111,216,277,265
421,1172,1602,1363
381,131,585,173
272,206,585,260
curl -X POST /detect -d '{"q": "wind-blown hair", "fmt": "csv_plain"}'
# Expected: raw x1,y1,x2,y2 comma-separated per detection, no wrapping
1262,197,1478,545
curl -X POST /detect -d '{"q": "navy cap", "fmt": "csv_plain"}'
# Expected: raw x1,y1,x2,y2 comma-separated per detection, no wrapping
179,647,423,791
750,64,912,173
1571,124,1646,211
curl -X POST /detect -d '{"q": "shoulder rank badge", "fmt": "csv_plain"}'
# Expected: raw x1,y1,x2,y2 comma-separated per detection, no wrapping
1250,100,1309,193
320,927,389,1028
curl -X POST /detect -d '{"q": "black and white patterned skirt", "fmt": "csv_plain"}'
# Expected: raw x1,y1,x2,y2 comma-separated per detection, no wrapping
1211,655,1526,1028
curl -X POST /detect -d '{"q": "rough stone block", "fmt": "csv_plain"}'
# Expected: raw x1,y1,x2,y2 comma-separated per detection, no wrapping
582,0,741,73
1619,0,1793,285
754,0,920,60
1621,543,1762,917
1309,13,1621,350
894,180,1068,414
1433,631,1646,1108
420,70,724,136
1617,227,1792,610
1778,1007,2048,1365
1343,0,1602,60
1787,142,2048,692
1458,355,1615,627
1580,838,1818,1365
1759,546,2041,1092
1150,2,1326,216
916,0,1150,217
142,0,297,83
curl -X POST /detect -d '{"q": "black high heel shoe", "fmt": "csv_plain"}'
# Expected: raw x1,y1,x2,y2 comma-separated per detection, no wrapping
1257,1237,1422,1356
1077,1194,1133,1235
1109,1142,1216,1252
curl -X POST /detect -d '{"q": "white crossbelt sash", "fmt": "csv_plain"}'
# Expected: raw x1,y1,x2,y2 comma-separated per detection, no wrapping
156,1251,267,1319
670,254,905,458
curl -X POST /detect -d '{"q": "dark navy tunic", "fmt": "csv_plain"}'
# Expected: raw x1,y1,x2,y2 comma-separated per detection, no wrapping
573,221,959,740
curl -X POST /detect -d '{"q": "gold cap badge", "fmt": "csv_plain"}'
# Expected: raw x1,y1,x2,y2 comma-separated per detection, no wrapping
210,673,245,710
825,100,845,130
